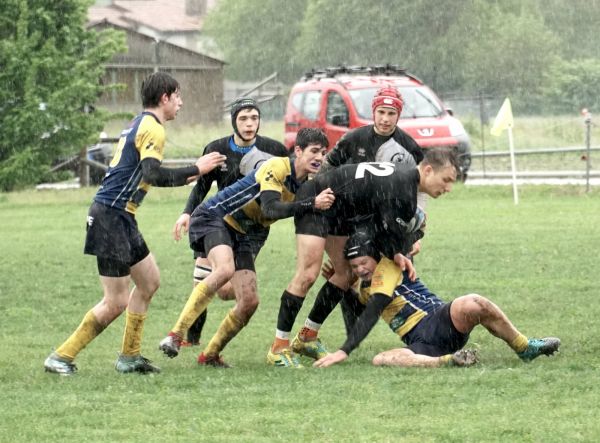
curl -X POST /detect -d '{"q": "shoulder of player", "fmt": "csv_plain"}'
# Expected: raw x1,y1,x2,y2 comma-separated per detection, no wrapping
203,136,231,153
255,136,288,155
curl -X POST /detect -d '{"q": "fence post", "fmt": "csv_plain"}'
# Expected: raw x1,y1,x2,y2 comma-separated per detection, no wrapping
79,147,89,187
583,109,592,192
479,91,487,177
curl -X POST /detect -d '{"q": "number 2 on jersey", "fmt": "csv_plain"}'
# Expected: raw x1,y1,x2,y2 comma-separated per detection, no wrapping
355,162,395,179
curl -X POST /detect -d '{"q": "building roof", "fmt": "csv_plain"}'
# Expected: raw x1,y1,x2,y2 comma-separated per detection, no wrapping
88,0,209,34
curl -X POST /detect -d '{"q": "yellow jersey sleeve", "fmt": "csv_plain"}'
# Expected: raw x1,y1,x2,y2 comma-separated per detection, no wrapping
254,157,291,194
369,257,404,298
136,114,165,162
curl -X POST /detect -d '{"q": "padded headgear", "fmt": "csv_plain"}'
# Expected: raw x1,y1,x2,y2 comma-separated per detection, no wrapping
230,97,260,141
343,231,381,261
371,87,403,115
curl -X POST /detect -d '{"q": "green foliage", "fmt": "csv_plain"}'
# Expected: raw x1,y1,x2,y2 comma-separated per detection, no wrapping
0,0,125,191
541,58,600,113
203,0,599,113
1,185,600,441
203,0,307,83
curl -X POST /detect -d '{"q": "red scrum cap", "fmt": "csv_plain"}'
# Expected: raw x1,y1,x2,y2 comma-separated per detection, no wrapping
371,87,403,114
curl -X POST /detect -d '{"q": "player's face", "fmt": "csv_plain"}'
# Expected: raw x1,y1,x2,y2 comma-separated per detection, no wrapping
294,143,327,176
349,256,378,281
373,106,399,136
235,108,260,141
420,164,457,198
164,89,182,121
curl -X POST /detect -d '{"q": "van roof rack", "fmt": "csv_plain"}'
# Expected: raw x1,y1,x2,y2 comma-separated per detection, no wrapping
301,64,421,82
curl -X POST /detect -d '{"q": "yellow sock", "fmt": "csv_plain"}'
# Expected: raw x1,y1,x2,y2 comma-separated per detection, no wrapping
172,282,215,337
509,333,529,353
203,310,244,357
55,310,105,361
439,354,453,366
120,310,147,357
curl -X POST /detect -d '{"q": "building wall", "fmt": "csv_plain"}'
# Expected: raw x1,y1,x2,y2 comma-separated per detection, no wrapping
93,24,224,125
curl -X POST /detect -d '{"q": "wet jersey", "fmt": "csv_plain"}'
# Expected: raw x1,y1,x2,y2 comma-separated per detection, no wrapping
311,161,420,256
94,112,164,214
183,135,287,214
325,124,423,167
196,156,303,233
359,257,445,338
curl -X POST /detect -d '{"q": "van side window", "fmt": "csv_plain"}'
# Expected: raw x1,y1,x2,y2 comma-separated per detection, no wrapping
326,91,349,127
302,91,321,120
291,92,304,111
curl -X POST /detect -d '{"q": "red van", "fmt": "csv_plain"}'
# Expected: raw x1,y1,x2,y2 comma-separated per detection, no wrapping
284,65,471,179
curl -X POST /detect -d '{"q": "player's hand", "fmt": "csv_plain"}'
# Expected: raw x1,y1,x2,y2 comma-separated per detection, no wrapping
195,152,227,176
409,240,421,257
314,187,335,210
394,252,417,281
313,350,348,368
172,213,191,241
321,259,335,280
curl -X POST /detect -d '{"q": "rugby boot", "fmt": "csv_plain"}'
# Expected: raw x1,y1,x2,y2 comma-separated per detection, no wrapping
197,352,231,368
291,334,329,360
158,332,182,358
517,337,561,362
450,349,479,367
266,348,303,368
44,353,77,376
115,354,161,374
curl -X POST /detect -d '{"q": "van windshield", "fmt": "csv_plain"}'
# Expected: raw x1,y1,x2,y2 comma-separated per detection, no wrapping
348,86,444,119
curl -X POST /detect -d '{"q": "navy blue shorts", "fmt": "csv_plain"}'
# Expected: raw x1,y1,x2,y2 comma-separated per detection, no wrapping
84,202,150,276
402,302,470,357
188,208,259,272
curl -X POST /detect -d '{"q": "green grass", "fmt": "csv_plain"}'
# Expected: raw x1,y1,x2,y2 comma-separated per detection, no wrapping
1,184,599,442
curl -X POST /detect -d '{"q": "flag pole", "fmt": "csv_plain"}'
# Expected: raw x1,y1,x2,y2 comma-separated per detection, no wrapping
507,125,519,205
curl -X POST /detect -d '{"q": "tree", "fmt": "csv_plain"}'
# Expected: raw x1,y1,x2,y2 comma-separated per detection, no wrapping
0,0,125,191
203,0,307,83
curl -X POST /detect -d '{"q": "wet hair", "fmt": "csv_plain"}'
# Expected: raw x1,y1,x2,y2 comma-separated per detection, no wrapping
141,72,180,108
343,231,381,261
422,147,459,172
295,128,329,150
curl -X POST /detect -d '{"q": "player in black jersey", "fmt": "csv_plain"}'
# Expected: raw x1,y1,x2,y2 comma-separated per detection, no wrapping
268,148,458,367
322,86,423,169
171,98,288,346
313,231,561,368
289,87,428,359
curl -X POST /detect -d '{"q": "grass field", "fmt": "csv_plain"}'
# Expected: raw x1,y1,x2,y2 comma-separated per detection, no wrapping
1,184,599,442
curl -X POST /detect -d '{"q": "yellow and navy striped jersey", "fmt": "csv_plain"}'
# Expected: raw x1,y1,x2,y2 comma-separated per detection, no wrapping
94,112,165,214
359,257,444,338
200,156,301,232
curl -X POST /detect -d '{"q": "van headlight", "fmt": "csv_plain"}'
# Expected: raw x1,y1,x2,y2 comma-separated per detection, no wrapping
448,118,466,137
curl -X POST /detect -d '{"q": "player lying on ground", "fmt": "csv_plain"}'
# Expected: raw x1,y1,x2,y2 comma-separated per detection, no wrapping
283,148,457,367
312,231,561,368
158,128,333,367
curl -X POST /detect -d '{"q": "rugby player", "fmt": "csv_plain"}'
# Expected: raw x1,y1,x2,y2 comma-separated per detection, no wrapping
158,128,334,367
313,231,561,368
268,148,457,367
44,72,226,375
171,98,288,346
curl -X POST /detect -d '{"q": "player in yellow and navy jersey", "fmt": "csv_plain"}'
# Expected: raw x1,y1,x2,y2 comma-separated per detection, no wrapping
158,128,335,367
171,98,288,347
313,231,561,368
44,72,226,376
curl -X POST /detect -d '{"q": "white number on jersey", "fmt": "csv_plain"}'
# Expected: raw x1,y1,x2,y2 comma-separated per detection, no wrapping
355,162,395,179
